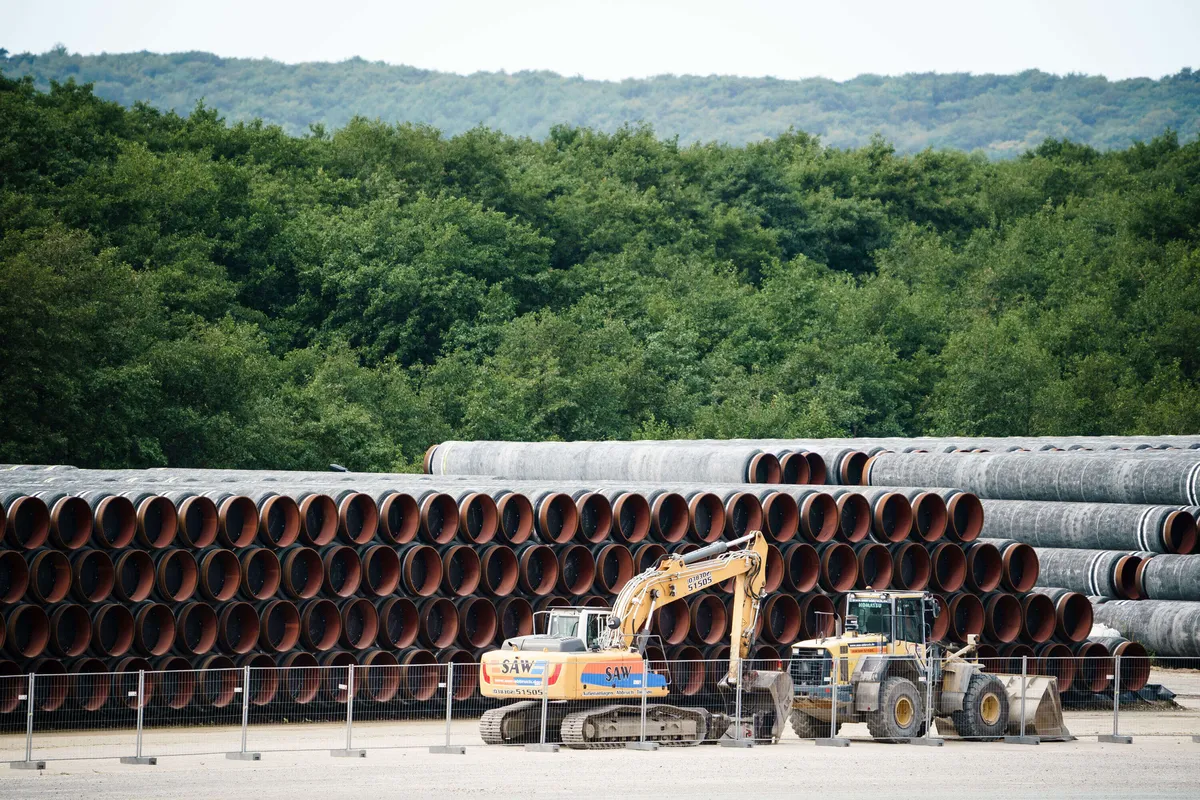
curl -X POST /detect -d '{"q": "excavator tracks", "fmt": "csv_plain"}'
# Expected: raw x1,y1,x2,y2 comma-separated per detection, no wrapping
559,704,709,749
479,701,542,744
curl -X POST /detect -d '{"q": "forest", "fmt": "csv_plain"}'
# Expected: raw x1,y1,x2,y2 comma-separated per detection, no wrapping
1,73,1199,472
3,48,1200,157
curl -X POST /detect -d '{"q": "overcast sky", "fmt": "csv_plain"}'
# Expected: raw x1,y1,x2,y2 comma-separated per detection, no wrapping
3,0,1197,82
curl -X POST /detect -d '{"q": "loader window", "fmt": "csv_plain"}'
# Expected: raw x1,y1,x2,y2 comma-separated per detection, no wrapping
849,601,890,635
896,598,922,643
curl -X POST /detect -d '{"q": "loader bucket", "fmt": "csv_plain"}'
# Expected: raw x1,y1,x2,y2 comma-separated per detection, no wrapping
996,674,1074,741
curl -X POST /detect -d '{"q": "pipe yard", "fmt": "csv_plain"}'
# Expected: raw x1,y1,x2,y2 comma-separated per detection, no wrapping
4,437,1200,787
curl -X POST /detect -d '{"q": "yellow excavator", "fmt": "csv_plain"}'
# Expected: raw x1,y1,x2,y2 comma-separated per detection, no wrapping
478,531,793,748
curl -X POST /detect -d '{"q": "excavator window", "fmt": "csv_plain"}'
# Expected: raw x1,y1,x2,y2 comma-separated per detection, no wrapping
546,612,580,639
585,614,604,649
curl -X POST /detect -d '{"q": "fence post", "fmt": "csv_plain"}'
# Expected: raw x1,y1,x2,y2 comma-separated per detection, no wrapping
331,664,366,757
626,657,658,751
1099,653,1133,744
120,670,156,765
1003,655,1039,744
525,658,559,752
9,673,44,770
226,664,261,760
911,653,943,746
817,656,849,747
720,657,753,748
430,661,466,754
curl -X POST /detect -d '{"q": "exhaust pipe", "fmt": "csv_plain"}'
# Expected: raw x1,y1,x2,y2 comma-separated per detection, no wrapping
133,602,176,656
257,599,301,653
456,597,498,649
320,651,357,702
556,543,596,596
401,544,442,597
517,544,559,596
495,492,535,545
322,545,362,598
68,657,110,710
964,541,1002,593
799,593,836,640
592,544,634,595
782,543,820,593
818,542,858,592
207,493,259,549
573,492,612,544
610,492,651,544
667,645,705,696
1071,640,1112,693
217,601,259,654
112,656,155,708
497,597,535,641
239,547,282,600
113,550,155,603
358,649,401,702
982,592,1022,643
946,492,984,543
835,493,871,543
280,546,323,599
419,492,460,545
632,543,666,573
761,492,800,543
175,602,218,655
239,652,280,706
926,543,966,593
1033,642,1076,690
724,492,763,538
651,492,689,544
888,542,931,591
6,605,49,658
300,599,341,651
854,542,893,590
1019,592,1056,643
278,651,320,704
944,592,985,643
87,493,136,549
339,597,380,651
70,548,114,603
378,492,419,544
440,545,483,597
376,597,420,649
398,648,439,701
193,654,238,707
29,549,71,603
154,655,196,709
480,544,519,596
1035,587,1094,643
154,549,199,603
338,492,379,545
199,549,240,602
653,598,690,645
688,594,729,645
90,604,134,657
49,603,92,657
1,494,49,550
0,550,30,603
418,597,459,649
458,492,499,545
761,594,802,645
359,544,401,596
870,492,913,543
297,493,337,547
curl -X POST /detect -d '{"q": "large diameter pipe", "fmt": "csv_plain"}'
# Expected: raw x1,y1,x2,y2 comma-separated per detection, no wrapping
199,549,240,602
240,547,282,601
401,544,442,597
652,599,690,645
1134,554,1200,601
926,543,966,593
1033,641,1076,689
164,493,218,548
556,544,597,596
70,548,115,603
666,645,705,696
239,653,280,706
632,543,666,573
779,489,838,543
456,597,498,649
831,488,913,543
418,598,459,649
204,493,259,549
297,493,338,547
398,648,440,701
982,592,1022,643
377,597,420,649
798,593,836,639
419,491,459,545
359,544,401,597
440,544,483,596
29,549,71,603
37,493,93,550
964,542,1002,593
68,657,110,711
518,544,559,596
497,596,534,641
1020,592,1056,644
193,654,238,707
944,592,985,643
258,599,301,653
1071,640,1112,693
322,545,362,598
761,594,802,645
1033,587,1094,643
1091,598,1200,658
175,602,218,656
320,652,357,701
854,542,893,590
133,602,176,656
278,651,320,704
494,491,535,545
648,491,689,543
480,544,520,596
980,499,1194,555
84,492,136,549
280,546,323,599
217,601,260,654
336,491,380,545
49,603,92,657
91,603,134,657
155,655,197,709
6,604,49,658
1030,547,1141,599
688,594,729,645
817,542,857,593
112,656,155,708
1088,635,1151,692
888,542,931,591
339,598,379,651
592,544,634,595
358,649,402,702
683,491,725,544
378,491,419,544
300,599,341,651
834,493,871,543
782,542,820,593
154,548,199,603
0,550,29,604
1,492,50,550
977,538,1040,593
572,491,612,544
122,491,178,549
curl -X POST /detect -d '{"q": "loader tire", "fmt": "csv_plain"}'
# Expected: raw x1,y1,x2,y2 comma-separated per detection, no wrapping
866,677,923,742
788,710,838,739
951,674,1009,741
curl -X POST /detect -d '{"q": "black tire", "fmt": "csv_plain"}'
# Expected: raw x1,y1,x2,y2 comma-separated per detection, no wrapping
789,710,838,739
867,677,924,742
951,673,1009,740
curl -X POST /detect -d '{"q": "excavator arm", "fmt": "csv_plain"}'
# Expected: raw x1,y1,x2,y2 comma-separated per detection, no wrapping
602,531,769,685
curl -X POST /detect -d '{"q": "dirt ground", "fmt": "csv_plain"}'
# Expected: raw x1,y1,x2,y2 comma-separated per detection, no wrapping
3,666,1199,799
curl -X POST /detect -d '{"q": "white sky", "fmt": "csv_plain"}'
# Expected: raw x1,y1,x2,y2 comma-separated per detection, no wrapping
3,0,1198,81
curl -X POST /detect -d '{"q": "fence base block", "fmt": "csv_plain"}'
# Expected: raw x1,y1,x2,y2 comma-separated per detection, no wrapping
908,737,944,746
816,737,850,747
1193,736,1200,744
429,745,466,754
330,749,366,758
719,738,755,748
1098,734,1133,744
524,743,560,753
226,752,262,760
625,741,659,751
9,760,45,770
119,756,157,765
1003,735,1040,745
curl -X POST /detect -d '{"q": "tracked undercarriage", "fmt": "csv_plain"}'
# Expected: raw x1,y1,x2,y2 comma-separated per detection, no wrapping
480,701,712,748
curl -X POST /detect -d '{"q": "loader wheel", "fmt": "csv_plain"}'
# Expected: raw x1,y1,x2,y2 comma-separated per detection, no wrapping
789,710,838,739
951,674,1009,740
867,677,923,742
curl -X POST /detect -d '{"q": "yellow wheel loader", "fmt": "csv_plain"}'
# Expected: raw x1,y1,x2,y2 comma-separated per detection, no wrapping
787,590,1071,742
478,531,793,748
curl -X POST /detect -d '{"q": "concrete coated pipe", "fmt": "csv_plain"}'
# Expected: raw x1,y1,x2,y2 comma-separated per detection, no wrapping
1019,592,1056,644
257,599,301,653
358,544,401,597
322,545,362,598
154,548,199,603
888,542,931,591
239,547,282,601
132,602,176,656
217,601,259,654
174,602,218,656
0,550,29,604
1091,598,1200,658
496,596,535,641
49,603,92,657
517,544,559,596
818,542,858,593
979,499,1194,555
401,544,442,597
944,593,985,643
1134,554,1200,601
70,548,115,603
418,598,459,649
28,549,72,604
278,651,321,704
963,542,1003,593
480,544,520,596
299,599,341,651
455,596,498,649
1033,587,1094,643
926,542,966,593
339,597,379,651
90,604,134,657
68,657,110,711
1087,635,1151,692
854,542,893,590
1030,548,1141,600
280,546,323,600
440,544,483,597
592,543,634,595
783,542,820,593
0,493,49,550
199,548,240,602
376,597,420,649
982,592,1022,643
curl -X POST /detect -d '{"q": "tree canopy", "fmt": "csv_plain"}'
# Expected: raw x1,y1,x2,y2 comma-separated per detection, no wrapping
2,74,1199,471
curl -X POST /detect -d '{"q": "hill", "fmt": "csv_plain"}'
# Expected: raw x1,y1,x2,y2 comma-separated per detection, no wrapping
3,47,1200,157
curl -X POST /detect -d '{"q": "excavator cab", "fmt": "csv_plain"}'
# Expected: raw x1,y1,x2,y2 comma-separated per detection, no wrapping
502,608,612,652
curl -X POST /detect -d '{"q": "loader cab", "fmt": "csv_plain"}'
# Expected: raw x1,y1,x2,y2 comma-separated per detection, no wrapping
843,591,936,651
